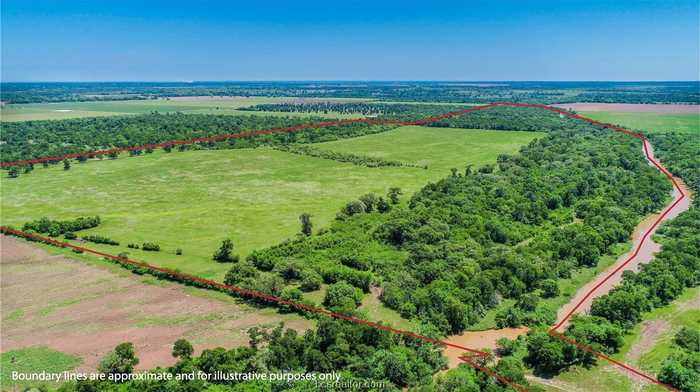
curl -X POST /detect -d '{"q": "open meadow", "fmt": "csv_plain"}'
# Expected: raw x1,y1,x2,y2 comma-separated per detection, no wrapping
0,126,542,280
553,103,699,134
581,111,699,134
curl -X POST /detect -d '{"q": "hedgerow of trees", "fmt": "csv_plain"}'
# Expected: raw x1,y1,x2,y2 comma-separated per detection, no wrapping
274,144,423,168
1,112,397,167
21,216,101,236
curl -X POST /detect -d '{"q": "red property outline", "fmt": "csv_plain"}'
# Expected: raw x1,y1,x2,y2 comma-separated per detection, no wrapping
0,103,685,392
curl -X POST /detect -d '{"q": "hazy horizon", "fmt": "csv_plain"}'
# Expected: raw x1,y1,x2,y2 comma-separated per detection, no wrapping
2,80,699,83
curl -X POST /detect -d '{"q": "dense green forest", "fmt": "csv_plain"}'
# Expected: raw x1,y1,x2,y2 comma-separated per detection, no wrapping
235,113,670,336
499,131,699,390
3,81,698,104
0,113,396,165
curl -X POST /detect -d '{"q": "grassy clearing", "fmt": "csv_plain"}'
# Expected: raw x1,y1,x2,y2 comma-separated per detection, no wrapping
314,126,542,173
0,347,81,389
637,287,700,377
532,287,700,392
581,111,699,134
1,126,541,280
0,97,371,122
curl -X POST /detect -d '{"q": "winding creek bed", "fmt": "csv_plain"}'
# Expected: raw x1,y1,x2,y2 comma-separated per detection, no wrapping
444,142,693,367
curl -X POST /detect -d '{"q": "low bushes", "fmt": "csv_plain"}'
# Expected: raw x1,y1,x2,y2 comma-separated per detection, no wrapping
82,235,119,246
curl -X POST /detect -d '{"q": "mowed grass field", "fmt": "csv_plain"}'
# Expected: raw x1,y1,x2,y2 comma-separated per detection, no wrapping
0,127,541,280
0,96,371,122
580,111,699,134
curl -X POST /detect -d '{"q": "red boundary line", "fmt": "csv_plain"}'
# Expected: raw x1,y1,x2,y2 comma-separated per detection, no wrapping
0,103,683,392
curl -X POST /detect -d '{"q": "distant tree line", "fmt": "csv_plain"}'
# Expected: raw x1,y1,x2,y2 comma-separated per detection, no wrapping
1,112,397,171
3,81,698,104
240,102,466,116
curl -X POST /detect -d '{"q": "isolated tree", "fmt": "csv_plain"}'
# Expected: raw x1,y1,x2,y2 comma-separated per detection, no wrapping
63,159,71,171
387,187,402,204
377,197,391,213
172,339,194,360
540,279,559,298
224,262,259,286
299,213,312,236
674,327,700,352
324,282,363,313
213,239,239,263
343,200,366,216
299,270,323,292
97,342,139,376
359,193,378,212
8,167,19,178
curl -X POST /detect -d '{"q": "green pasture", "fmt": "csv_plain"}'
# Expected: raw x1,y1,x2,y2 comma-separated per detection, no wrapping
0,346,81,389
0,126,541,280
581,111,699,134
313,126,541,173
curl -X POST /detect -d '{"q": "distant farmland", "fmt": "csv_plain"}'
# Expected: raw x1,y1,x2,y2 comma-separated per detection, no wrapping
0,96,372,122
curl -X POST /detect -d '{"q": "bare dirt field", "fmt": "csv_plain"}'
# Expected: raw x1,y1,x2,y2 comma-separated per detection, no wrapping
553,103,699,113
0,236,312,371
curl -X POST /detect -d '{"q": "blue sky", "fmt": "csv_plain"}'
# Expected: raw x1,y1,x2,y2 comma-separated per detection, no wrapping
1,0,698,81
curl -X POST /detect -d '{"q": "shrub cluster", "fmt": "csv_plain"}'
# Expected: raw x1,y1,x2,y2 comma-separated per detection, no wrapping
22,216,101,237
141,242,161,252
82,235,119,246
275,145,422,168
